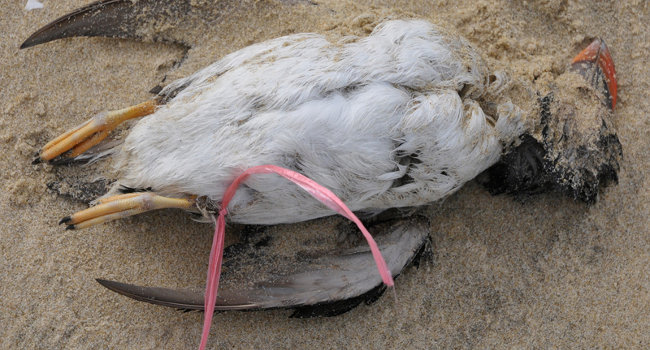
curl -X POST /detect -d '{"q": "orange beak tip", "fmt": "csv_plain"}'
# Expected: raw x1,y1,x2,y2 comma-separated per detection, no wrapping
571,38,617,110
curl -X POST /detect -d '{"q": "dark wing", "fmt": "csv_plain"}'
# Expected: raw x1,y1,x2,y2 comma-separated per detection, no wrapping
20,0,318,50
21,0,194,49
96,216,430,316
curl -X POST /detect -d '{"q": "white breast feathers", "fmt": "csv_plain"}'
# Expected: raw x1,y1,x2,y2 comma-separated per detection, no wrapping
115,19,526,224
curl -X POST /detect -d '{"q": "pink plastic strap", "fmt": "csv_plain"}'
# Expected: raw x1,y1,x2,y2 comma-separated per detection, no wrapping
199,165,393,350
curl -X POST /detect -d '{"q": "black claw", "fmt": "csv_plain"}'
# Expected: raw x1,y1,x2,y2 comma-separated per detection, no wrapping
65,225,76,230
59,216,71,225
32,150,43,164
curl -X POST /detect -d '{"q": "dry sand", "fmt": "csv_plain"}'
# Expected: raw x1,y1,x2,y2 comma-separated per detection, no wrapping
1,0,648,348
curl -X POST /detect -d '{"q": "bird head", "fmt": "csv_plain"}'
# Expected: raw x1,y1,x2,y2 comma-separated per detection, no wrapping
480,38,622,203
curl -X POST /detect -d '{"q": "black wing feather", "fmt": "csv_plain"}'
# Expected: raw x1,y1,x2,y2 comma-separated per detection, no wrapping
96,217,430,316
21,0,192,49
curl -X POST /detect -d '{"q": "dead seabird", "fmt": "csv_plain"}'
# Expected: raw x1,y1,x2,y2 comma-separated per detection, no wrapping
23,0,621,341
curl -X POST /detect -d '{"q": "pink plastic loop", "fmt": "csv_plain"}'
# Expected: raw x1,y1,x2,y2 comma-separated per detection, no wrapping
199,165,393,350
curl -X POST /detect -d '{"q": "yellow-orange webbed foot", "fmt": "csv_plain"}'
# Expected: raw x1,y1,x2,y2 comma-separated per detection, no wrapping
36,99,158,163
60,192,196,230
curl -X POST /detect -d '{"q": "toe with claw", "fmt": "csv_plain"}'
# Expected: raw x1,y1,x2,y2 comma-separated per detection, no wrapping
37,99,158,163
61,192,195,230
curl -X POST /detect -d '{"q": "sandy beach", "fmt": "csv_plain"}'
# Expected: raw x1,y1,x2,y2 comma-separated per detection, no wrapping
1,0,648,348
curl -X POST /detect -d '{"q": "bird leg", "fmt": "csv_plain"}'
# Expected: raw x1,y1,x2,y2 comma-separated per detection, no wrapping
38,99,158,162
60,192,195,230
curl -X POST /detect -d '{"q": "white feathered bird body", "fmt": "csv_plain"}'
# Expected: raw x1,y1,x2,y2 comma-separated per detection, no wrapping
116,20,525,224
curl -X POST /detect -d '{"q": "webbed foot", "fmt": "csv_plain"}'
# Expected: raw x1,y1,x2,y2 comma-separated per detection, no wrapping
36,100,157,163
61,191,195,230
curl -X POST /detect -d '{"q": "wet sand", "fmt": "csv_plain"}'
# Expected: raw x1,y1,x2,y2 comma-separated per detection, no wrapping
1,0,648,348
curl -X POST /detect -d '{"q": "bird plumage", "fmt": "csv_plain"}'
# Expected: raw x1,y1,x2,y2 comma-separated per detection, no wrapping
21,0,621,328
116,20,525,224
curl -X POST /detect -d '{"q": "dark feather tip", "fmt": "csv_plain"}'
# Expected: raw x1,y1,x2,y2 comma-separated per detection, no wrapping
59,216,71,225
65,224,76,230
48,156,88,166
